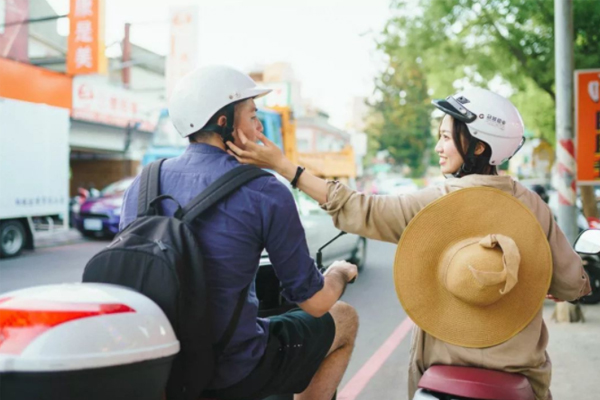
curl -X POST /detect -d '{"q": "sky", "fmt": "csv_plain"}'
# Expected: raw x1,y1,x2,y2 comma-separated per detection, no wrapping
47,0,394,128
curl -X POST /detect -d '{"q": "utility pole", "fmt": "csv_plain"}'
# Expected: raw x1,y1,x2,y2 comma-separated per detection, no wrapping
554,0,583,323
122,22,133,179
122,23,132,89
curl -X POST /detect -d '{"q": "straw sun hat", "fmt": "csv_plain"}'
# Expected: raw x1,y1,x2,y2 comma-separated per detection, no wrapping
394,187,552,348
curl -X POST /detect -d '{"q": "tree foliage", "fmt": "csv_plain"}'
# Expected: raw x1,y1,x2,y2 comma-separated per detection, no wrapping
367,0,600,168
367,58,432,176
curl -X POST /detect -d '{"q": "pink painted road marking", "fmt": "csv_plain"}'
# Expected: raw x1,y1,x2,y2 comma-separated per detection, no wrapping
338,317,415,400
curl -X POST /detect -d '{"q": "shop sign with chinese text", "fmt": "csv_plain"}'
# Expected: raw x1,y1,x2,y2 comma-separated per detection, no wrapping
72,77,159,132
576,69,600,184
166,5,198,99
67,0,107,75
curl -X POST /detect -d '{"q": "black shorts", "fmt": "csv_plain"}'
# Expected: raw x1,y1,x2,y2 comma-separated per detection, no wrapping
203,309,336,400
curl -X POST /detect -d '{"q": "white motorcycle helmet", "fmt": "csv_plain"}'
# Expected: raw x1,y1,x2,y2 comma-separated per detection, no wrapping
432,87,525,173
169,65,272,141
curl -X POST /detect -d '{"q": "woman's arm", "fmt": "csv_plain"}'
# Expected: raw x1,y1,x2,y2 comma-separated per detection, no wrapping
228,129,444,243
227,129,328,204
543,204,592,301
320,182,442,243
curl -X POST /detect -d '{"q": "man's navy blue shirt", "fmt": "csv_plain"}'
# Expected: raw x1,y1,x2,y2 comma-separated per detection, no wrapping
120,143,324,389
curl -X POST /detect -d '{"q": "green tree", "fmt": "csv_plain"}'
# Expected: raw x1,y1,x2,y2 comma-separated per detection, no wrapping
366,11,436,176
368,0,600,158
367,60,432,177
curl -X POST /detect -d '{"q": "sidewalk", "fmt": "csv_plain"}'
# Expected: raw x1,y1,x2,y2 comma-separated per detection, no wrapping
544,301,600,399
34,228,90,249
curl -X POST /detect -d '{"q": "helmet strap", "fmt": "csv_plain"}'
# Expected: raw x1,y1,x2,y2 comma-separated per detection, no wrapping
196,103,236,145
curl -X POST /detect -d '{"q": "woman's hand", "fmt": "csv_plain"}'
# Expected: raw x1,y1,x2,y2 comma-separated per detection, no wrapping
229,128,329,204
226,129,291,174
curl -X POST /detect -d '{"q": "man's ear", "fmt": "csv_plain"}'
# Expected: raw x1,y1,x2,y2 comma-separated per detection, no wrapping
474,141,486,156
217,115,227,127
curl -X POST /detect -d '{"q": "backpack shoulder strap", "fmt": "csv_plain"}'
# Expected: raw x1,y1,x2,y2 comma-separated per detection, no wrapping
213,283,251,355
181,165,271,223
137,158,166,217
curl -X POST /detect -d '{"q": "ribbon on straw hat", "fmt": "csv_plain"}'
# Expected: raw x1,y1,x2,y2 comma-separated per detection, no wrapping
394,187,552,348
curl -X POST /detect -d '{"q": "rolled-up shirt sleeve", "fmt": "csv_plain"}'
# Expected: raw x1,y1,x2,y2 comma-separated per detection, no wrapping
260,179,324,303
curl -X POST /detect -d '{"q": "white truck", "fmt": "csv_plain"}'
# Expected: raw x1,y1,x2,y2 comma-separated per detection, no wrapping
0,97,70,258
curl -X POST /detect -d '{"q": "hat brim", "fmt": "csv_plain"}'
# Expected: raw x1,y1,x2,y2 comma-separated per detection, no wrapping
394,187,552,348
240,87,272,101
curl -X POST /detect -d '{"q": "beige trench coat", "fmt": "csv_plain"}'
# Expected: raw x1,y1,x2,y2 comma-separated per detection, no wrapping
320,175,591,400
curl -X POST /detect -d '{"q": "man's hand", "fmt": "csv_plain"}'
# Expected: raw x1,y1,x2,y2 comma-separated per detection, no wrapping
299,261,358,318
326,260,358,283
227,129,295,177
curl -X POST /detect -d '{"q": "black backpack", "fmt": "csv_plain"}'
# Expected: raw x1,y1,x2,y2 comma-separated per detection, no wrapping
82,159,271,400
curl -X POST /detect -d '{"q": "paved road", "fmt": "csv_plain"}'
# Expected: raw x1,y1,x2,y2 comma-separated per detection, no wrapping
0,238,412,399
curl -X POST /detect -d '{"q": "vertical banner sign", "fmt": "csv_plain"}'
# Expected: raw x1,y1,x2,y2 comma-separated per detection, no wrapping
575,69,600,185
166,5,199,100
67,0,107,75
0,0,29,62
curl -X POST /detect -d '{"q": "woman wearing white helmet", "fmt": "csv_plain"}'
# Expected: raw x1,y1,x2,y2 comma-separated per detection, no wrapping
431,87,525,177
227,87,591,400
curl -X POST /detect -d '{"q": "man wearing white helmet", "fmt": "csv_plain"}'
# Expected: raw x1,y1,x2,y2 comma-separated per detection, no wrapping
119,65,358,400
227,87,591,400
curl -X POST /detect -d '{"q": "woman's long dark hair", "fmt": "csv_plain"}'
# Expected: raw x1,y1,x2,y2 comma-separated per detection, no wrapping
449,117,498,177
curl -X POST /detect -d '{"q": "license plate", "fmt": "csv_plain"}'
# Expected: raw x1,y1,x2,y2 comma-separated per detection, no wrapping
83,218,103,231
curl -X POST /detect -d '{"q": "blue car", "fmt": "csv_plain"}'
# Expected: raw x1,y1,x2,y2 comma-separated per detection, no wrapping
74,178,134,238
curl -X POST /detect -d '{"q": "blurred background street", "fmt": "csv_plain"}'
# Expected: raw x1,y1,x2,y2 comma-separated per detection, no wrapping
2,0,600,399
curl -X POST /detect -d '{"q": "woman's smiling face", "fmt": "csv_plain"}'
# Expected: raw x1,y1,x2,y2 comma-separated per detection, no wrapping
435,115,464,175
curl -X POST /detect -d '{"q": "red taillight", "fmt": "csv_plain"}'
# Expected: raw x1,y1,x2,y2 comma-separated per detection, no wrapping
0,298,135,355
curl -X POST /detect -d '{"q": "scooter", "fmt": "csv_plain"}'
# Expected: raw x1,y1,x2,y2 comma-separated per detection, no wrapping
412,229,600,400
68,187,89,227
576,229,600,304
0,283,179,400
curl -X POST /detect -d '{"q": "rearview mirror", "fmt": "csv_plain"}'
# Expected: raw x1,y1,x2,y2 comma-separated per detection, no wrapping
574,229,600,255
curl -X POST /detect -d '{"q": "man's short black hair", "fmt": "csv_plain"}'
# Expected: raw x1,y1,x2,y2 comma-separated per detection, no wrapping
188,99,247,144
188,105,229,143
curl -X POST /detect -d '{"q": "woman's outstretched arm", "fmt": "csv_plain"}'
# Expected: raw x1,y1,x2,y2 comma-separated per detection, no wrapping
227,128,444,243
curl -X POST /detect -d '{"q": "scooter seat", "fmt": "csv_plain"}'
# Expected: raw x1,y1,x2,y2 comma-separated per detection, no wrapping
418,365,535,400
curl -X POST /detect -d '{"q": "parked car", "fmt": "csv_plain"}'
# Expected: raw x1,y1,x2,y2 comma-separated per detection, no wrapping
74,178,134,238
